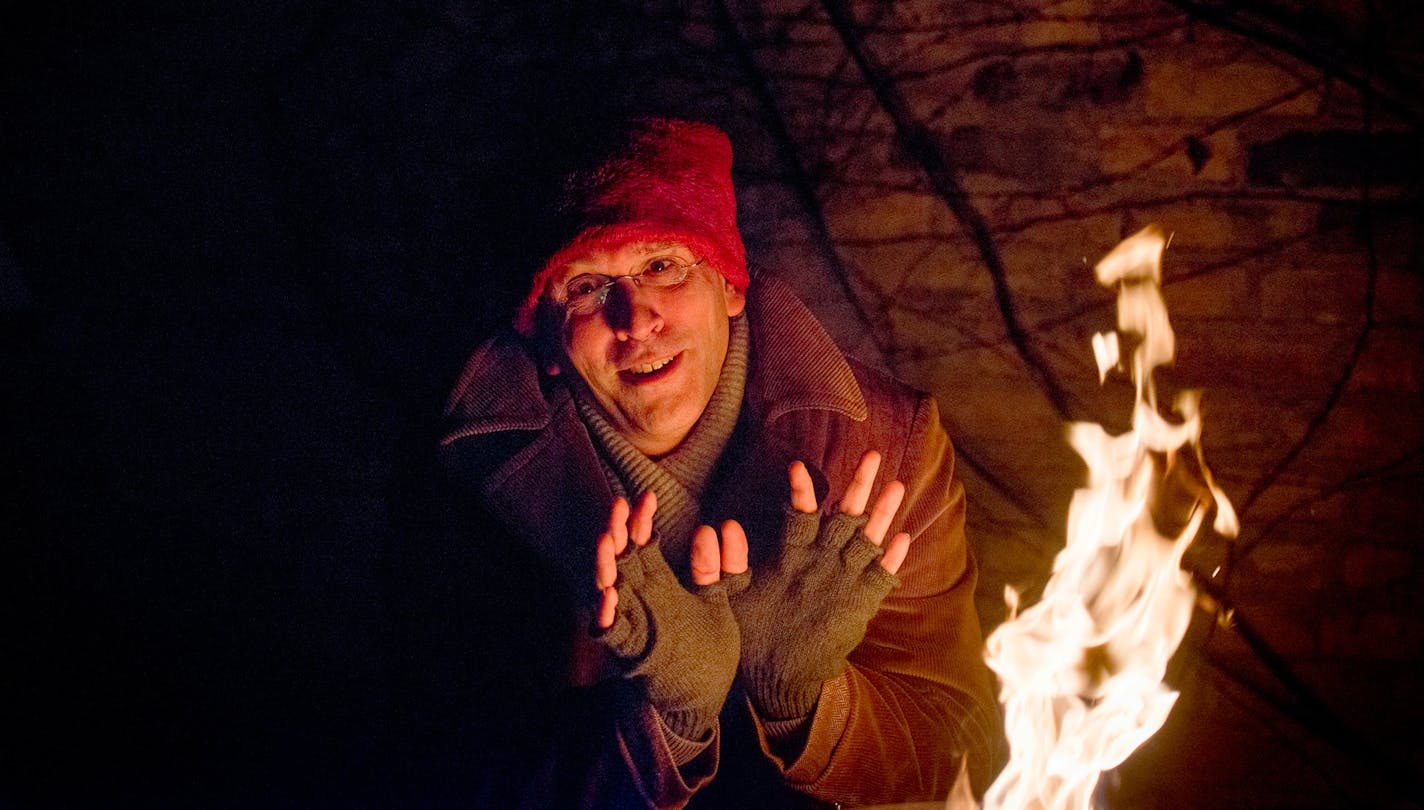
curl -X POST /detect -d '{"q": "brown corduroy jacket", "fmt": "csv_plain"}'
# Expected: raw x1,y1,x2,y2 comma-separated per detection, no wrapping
406,278,1000,809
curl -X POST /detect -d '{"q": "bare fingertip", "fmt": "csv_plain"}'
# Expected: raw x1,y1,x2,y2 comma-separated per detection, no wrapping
882,533,913,573
598,590,618,628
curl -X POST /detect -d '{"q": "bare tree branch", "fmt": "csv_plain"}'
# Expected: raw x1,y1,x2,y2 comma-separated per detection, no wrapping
817,0,1079,421
710,0,889,358
1242,446,1424,551
1160,0,1422,126
1190,651,1397,806
1192,575,1424,806
1232,8,1387,537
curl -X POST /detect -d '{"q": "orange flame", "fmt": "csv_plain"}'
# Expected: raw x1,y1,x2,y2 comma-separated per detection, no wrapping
977,226,1238,810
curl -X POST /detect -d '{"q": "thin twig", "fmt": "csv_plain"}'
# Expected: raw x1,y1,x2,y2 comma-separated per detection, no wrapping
710,0,889,362
1159,0,1421,126
1240,447,1424,556
818,0,1077,421
1191,571,1424,807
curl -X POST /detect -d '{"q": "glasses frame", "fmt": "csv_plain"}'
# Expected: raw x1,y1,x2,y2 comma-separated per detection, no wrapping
556,255,706,317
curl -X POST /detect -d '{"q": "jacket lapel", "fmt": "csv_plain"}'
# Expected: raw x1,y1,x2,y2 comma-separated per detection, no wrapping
442,335,614,591
479,401,613,592
744,277,868,425
704,278,870,564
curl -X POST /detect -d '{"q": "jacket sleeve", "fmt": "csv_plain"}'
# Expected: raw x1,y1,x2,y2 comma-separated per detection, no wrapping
613,701,720,808
754,394,1003,805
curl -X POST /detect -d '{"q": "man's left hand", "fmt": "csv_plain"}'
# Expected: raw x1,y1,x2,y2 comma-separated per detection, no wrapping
726,450,912,721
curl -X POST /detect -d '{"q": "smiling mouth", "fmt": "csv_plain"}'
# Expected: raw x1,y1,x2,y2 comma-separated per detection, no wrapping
620,353,679,383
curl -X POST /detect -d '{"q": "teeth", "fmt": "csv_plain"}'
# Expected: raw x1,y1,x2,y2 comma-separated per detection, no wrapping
631,357,673,374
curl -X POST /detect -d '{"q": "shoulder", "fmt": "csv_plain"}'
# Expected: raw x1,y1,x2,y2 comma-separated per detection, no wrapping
845,353,931,433
441,331,555,445
745,278,948,490
747,276,931,437
437,331,571,488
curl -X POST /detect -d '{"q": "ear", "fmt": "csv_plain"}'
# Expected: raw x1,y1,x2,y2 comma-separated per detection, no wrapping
723,278,747,318
539,341,564,376
532,298,565,376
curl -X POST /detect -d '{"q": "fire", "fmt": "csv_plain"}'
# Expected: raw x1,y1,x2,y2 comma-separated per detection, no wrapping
976,226,1239,810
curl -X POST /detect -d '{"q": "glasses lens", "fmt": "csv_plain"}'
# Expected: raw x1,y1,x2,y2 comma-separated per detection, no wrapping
563,274,611,313
639,257,693,288
558,258,700,316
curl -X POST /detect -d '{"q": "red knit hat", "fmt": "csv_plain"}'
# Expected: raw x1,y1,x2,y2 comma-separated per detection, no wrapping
515,118,749,335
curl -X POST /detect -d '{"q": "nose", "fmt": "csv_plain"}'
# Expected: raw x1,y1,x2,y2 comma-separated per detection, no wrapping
605,278,664,342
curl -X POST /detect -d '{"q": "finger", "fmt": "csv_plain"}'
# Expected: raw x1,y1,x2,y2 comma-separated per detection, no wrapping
720,519,748,576
880,532,912,575
597,587,618,629
690,525,722,586
595,532,619,590
629,490,657,548
606,497,630,555
864,479,906,546
839,450,882,516
788,461,817,513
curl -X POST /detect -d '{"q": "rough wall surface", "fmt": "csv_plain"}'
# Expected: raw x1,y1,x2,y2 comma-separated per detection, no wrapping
2,1,1419,807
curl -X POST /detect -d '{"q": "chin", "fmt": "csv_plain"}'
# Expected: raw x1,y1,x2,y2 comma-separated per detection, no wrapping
633,413,694,441
620,407,697,447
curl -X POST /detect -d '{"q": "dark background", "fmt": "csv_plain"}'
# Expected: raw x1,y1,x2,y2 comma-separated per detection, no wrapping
0,3,627,805
3,1,1421,808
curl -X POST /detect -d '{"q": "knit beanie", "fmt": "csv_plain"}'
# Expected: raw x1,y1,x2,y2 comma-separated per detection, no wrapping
514,117,749,335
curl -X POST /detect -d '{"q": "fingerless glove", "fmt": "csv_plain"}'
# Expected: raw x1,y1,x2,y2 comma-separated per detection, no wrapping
731,509,898,720
597,538,742,739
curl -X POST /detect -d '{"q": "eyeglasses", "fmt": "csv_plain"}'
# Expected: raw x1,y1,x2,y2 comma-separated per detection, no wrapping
556,255,705,316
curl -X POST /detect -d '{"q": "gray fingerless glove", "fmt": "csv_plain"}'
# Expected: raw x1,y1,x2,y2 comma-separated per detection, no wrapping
731,508,898,720
597,538,742,740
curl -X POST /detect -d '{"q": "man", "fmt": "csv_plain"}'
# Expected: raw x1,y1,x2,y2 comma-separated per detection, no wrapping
407,117,999,808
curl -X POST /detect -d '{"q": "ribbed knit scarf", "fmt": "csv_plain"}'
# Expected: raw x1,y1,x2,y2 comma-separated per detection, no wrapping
571,314,749,567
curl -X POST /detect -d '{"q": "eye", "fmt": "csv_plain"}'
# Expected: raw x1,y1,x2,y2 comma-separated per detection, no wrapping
642,257,680,278
565,274,608,299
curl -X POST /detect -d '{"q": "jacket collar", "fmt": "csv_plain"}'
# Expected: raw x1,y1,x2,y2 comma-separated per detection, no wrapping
439,275,866,446
440,332,556,445
744,274,867,424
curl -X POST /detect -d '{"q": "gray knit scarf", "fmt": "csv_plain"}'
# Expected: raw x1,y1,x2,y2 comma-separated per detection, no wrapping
571,314,749,567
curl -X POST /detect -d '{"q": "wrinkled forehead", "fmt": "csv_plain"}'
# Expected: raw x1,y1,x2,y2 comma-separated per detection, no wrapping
553,241,696,284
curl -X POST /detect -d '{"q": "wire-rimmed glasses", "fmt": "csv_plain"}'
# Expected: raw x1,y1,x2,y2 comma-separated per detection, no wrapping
556,255,705,317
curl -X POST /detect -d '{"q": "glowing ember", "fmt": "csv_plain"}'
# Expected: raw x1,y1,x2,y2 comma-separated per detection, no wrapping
977,225,1238,810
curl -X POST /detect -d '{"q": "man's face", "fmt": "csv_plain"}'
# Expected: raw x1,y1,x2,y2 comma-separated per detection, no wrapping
552,241,746,457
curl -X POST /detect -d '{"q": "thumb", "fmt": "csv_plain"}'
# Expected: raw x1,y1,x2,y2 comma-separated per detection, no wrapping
690,525,722,586
720,519,749,576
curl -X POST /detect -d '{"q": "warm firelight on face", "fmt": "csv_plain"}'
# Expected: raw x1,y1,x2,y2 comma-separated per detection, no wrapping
977,226,1239,810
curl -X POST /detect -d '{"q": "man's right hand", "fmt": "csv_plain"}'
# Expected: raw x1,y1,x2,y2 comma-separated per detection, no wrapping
594,492,748,741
